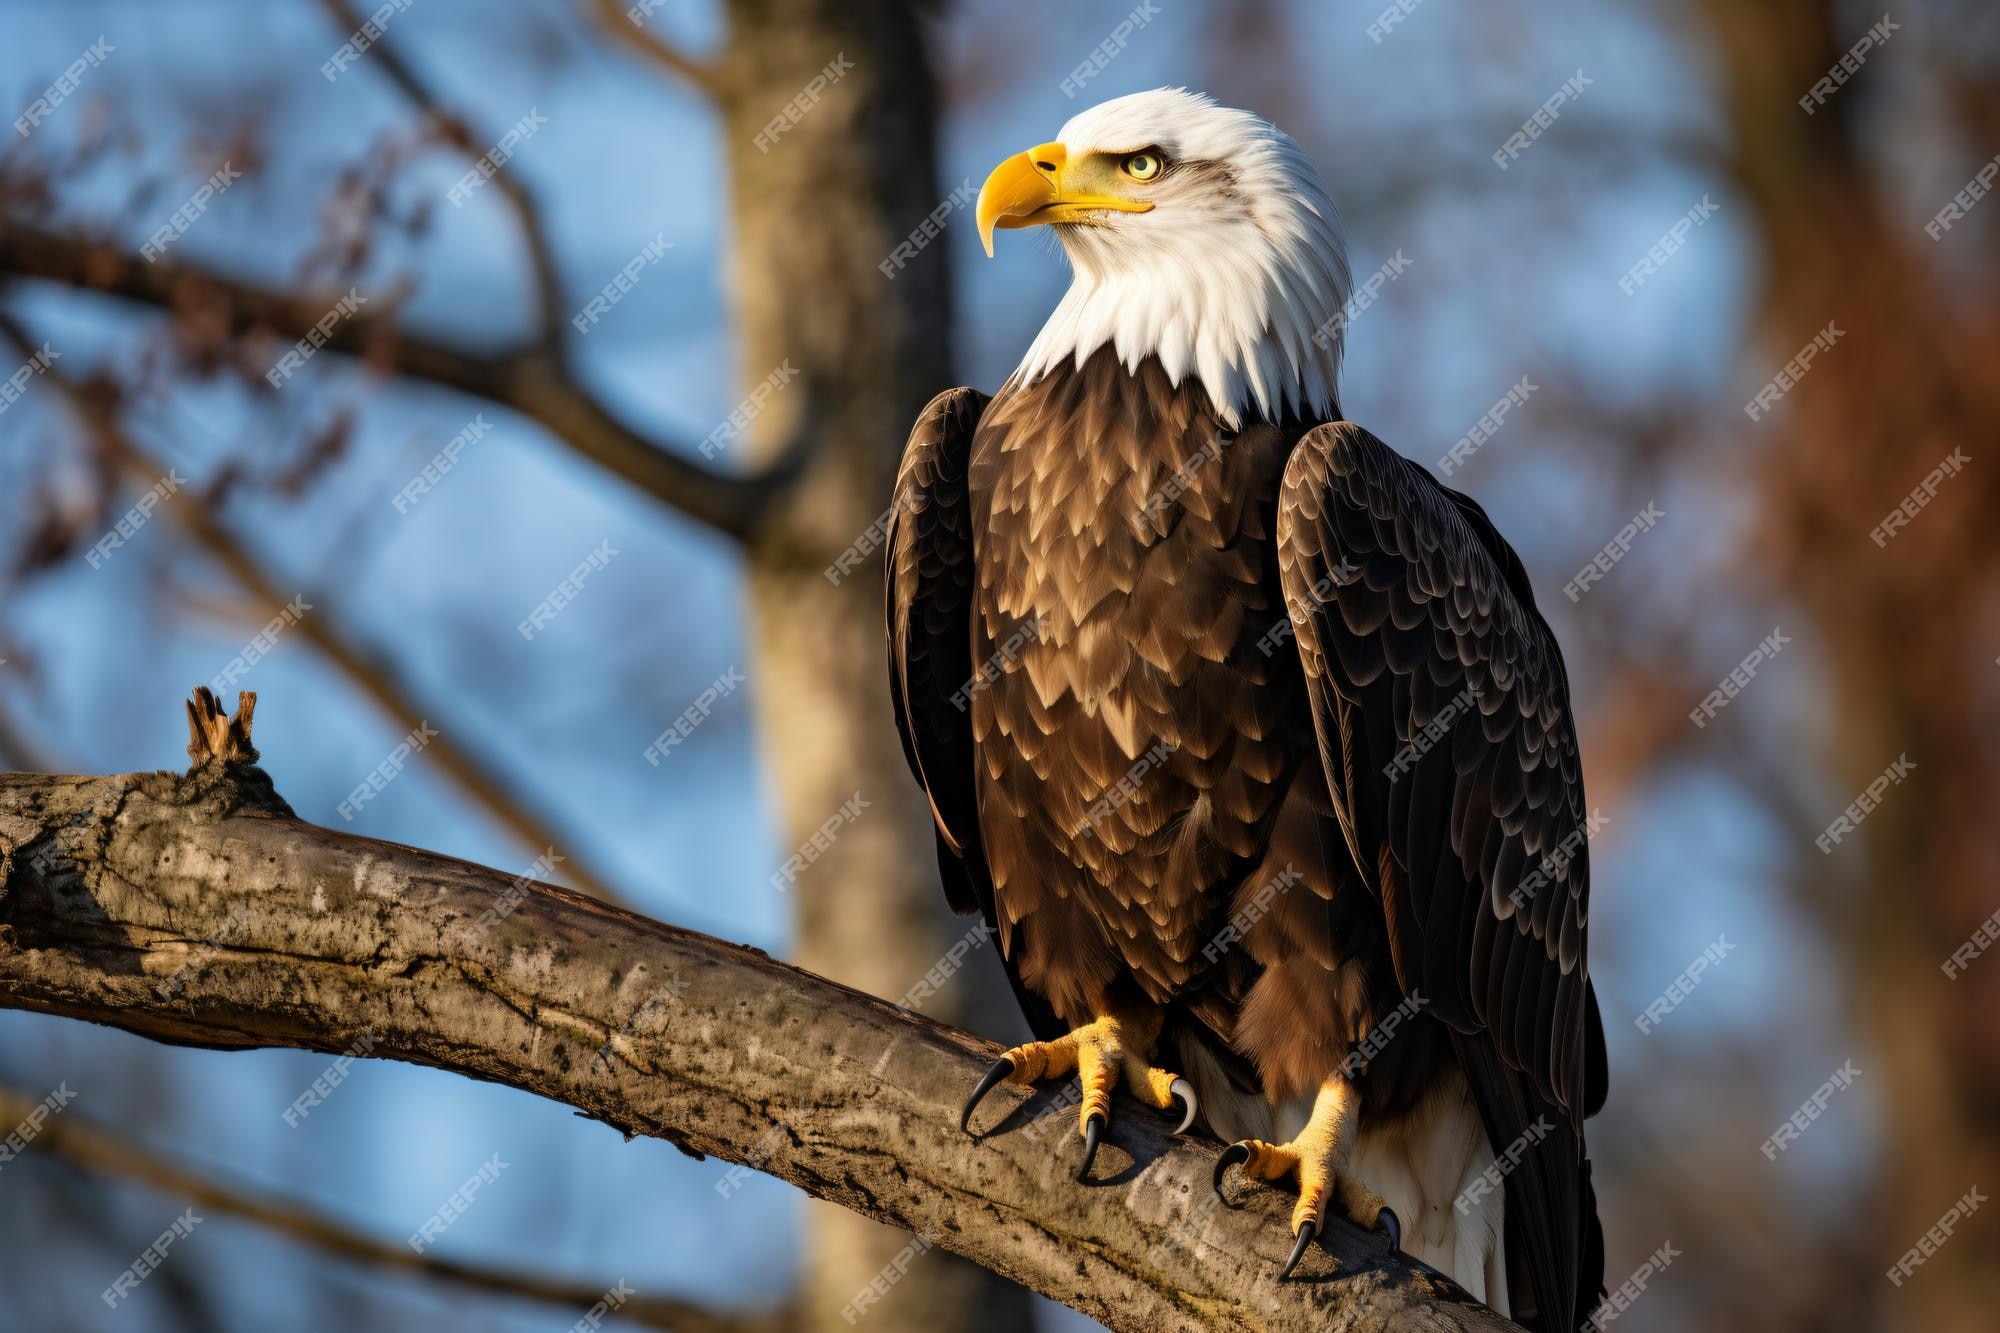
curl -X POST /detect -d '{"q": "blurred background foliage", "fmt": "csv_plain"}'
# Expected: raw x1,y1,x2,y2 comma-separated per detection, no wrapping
1,1,1996,1330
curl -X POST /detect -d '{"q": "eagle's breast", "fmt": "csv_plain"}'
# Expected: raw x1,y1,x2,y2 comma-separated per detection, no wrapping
964,347,1307,1023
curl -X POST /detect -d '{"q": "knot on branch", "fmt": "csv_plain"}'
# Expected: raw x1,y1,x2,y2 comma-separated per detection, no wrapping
187,687,259,766
175,688,293,818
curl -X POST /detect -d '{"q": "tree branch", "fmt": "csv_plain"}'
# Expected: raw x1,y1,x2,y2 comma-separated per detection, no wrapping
0,223,791,543
0,307,633,908
586,0,725,98
318,0,569,352
0,692,1518,1333
0,1080,784,1333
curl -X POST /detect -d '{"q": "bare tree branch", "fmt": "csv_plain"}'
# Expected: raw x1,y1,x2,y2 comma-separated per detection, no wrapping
0,1081,786,1333
0,691,1520,1333
0,223,796,543
586,0,725,98
32,1165,227,1329
317,0,569,352
0,308,632,908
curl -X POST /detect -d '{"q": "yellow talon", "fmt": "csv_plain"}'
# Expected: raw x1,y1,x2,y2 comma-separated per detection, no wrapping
1233,1138,1304,1183
999,1033,1078,1085
1212,1078,1399,1280
959,1003,1199,1175
1136,1063,1183,1111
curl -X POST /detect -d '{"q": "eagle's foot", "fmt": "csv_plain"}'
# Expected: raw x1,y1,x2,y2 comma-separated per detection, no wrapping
959,1006,1195,1180
1211,1079,1400,1280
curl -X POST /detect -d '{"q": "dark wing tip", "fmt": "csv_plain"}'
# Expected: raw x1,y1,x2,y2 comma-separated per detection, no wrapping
886,386,992,914
1280,418,1600,1327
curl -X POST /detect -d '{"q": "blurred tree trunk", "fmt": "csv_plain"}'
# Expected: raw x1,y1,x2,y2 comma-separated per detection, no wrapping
713,3,1035,1330
1703,4,2000,1328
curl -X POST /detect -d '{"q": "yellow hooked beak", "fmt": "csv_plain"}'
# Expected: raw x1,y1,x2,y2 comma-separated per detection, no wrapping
975,142,1154,257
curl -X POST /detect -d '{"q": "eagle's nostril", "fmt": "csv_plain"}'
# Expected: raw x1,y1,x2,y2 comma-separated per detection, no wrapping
1034,160,1057,173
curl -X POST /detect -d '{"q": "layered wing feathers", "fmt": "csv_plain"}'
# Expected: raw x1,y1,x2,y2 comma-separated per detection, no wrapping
886,386,991,905
1276,421,1593,1117
1277,421,1605,1330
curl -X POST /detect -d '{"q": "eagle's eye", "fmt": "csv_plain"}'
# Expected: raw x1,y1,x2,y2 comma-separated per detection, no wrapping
1120,151,1163,182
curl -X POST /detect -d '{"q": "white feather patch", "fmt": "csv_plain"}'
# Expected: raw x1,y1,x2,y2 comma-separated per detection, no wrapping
1013,88,1352,427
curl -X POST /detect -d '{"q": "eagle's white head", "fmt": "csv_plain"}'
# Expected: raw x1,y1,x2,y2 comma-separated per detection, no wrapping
977,88,1351,427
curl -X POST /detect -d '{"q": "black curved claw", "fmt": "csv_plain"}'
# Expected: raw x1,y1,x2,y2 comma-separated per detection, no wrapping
1375,1206,1401,1254
960,1055,1015,1134
1075,1111,1106,1180
1211,1142,1251,1206
1169,1077,1198,1135
1279,1218,1317,1282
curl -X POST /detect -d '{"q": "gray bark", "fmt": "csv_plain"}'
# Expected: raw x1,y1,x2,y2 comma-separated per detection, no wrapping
0,703,1518,1333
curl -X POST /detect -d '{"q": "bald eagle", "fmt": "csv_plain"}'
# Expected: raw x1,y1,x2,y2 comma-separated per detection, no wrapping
886,88,1606,1329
